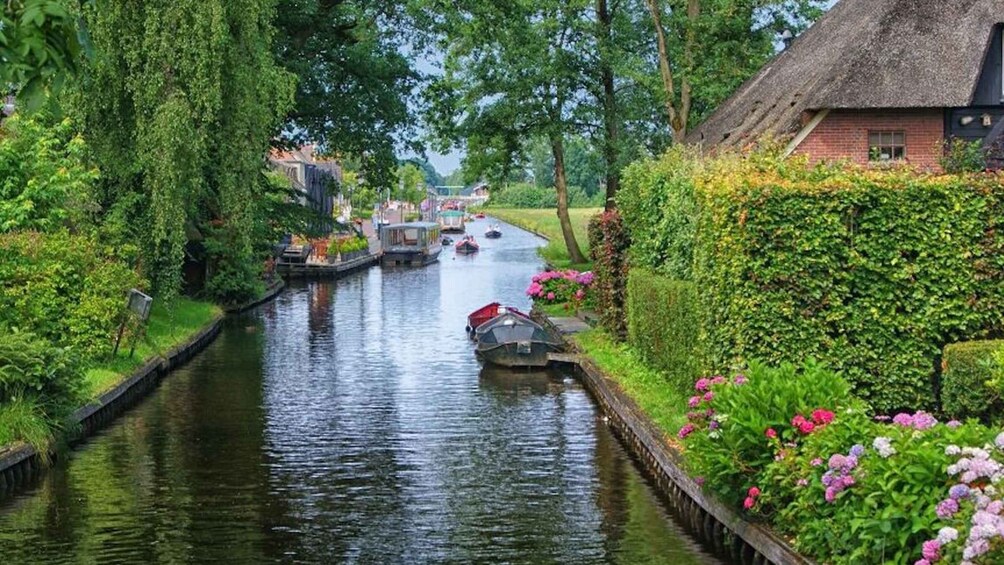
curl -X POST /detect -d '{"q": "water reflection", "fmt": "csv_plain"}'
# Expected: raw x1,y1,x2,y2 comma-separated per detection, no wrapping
0,218,721,564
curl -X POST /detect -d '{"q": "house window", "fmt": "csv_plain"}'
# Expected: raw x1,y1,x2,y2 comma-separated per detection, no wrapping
868,131,906,161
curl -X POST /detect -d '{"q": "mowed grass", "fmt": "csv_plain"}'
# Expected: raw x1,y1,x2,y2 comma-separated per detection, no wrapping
572,329,689,441
487,208,600,270
85,298,222,397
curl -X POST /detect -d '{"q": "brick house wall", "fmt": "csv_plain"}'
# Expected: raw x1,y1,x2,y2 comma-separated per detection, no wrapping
794,109,945,170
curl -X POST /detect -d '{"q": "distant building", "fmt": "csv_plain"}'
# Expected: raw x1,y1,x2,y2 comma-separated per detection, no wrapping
270,145,341,233
688,0,1004,170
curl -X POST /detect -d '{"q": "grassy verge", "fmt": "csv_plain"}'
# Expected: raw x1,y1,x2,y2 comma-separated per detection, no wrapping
486,208,599,270
85,298,222,396
571,329,689,438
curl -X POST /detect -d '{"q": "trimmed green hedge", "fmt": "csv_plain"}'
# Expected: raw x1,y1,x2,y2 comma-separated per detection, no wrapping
942,340,1004,421
619,152,1004,412
626,269,703,391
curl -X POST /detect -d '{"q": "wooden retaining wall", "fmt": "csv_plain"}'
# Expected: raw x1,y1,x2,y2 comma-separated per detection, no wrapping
225,279,286,314
0,316,223,498
566,357,813,565
277,252,379,279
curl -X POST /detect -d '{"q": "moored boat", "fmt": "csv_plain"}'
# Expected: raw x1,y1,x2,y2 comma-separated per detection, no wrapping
380,222,443,267
484,225,502,239
455,235,480,254
439,210,466,233
475,212,486,219
466,302,530,336
475,313,561,368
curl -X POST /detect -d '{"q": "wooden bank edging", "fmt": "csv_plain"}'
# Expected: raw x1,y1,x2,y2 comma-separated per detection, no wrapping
276,251,379,279
225,278,286,314
0,314,224,496
542,317,812,565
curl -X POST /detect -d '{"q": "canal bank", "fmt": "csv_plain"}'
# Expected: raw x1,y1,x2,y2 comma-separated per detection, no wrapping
542,313,811,565
0,220,723,564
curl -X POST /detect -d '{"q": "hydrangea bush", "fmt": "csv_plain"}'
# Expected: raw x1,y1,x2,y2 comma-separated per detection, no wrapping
678,360,1004,564
526,270,594,309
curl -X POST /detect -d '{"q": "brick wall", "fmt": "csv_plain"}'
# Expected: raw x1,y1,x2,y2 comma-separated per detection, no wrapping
794,109,946,171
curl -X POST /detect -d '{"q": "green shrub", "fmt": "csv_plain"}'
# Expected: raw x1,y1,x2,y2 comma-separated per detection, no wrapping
0,231,142,360
588,210,630,339
942,340,1004,421
626,269,703,390
0,331,84,409
680,360,858,509
941,138,988,174
618,146,700,279
487,182,601,209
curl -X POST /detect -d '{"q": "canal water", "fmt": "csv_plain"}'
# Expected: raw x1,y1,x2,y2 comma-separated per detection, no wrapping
0,220,720,564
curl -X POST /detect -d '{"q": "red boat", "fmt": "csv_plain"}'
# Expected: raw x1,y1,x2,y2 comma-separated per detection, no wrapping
455,235,480,254
475,213,486,219
466,302,530,336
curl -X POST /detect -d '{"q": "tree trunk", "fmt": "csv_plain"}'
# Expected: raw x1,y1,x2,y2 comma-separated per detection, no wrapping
597,0,620,210
646,0,687,142
551,134,588,265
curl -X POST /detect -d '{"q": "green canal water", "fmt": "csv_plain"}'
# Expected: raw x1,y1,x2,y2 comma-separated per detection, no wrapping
0,220,721,564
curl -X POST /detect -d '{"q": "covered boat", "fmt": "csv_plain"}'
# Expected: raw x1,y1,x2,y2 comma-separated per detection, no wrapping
455,235,480,254
439,210,466,233
475,313,561,368
484,225,502,239
380,222,443,267
466,302,530,336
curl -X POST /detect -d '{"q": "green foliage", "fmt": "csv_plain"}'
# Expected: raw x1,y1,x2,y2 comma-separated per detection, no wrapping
0,0,85,109
626,269,702,391
0,395,57,451
0,230,141,360
488,183,602,209
941,138,988,174
330,236,368,255
618,146,699,279
682,360,857,509
0,112,98,232
395,163,427,205
71,0,296,301
0,330,83,407
275,1,418,190
588,210,630,338
942,340,1004,422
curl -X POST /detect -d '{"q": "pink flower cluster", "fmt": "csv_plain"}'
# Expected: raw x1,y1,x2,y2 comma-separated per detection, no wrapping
891,411,939,430
743,486,761,510
679,375,744,439
526,270,594,304
822,447,860,503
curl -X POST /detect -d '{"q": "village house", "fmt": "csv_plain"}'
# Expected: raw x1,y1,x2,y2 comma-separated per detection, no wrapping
688,0,1004,170
270,145,340,233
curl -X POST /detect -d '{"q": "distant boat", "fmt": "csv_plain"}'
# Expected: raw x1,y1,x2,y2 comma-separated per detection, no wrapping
442,236,454,246
475,312,561,368
475,213,486,219
484,225,502,239
455,235,480,254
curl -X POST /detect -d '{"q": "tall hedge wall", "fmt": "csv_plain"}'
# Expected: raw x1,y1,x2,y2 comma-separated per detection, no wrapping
620,154,1004,413
626,269,703,392
942,340,1004,422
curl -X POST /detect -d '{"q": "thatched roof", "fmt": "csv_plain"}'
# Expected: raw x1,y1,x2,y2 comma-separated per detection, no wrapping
688,0,1004,148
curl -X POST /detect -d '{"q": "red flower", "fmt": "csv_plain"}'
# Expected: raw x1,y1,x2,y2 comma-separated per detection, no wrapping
743,496,756,510
798,421,816,434
765,428,778,439
791,414,807,428
811,409,835,425
747,487,761,498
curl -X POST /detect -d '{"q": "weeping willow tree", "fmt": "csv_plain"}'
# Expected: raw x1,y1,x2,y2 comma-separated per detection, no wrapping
70,0,295,302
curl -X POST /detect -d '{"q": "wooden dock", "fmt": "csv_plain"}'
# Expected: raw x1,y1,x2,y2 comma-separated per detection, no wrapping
277,252,379,279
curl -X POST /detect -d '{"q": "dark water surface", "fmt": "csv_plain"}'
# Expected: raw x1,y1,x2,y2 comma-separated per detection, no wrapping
0,219,720,564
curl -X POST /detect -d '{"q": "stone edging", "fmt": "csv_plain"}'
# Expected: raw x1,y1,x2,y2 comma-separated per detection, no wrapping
541,318,812,565
0,314,224,496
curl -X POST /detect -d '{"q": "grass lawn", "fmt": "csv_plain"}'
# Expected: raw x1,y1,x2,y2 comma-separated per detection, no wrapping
486,208,600,270
85,298,222,397
572,329,689,440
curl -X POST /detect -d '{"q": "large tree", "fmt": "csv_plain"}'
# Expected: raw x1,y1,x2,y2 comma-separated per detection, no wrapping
274,1,420,190
72,0,296,301
419,0,593,264
0,0,84,109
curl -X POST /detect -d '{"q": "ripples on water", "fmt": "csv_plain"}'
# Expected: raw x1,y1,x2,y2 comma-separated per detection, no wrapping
0,219,721,564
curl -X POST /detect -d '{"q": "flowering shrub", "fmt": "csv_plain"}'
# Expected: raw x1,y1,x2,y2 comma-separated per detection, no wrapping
588,210,630,338
526,269,594,310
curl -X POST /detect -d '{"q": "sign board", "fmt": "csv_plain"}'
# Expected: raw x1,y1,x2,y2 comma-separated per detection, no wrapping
127,289,153,321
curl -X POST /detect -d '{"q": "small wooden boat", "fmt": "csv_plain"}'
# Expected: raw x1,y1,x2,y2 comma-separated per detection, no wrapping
442,236,454,246
475,313,561,368
455,236,480,254
466,302,530,336
484,225,502,239
475,213,486,219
